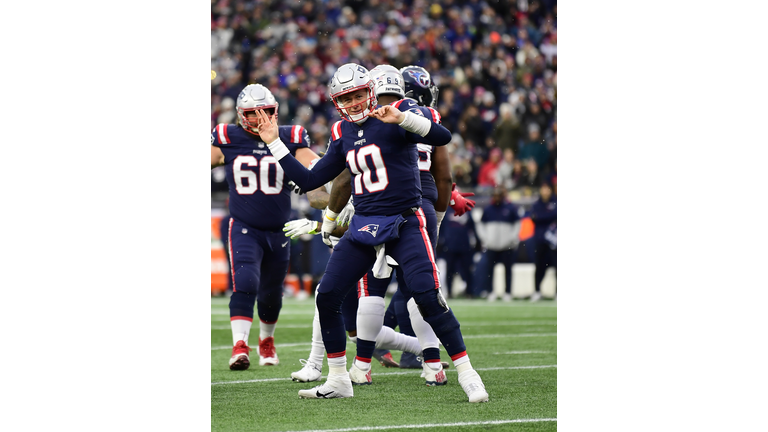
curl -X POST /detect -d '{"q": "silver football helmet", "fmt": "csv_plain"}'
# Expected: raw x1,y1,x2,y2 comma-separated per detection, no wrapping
370,64,405,99
236,84,279,132
328,63,376,123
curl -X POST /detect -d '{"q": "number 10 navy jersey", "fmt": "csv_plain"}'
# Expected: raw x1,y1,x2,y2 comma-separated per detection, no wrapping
322,103,441,216
212,124,310,231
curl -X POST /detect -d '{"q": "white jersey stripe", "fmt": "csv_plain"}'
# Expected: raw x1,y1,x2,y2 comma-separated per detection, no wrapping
218,124,229,144
415,208,439,289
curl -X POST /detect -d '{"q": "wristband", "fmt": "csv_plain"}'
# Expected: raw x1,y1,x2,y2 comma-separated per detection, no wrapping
266,138,290,160
325,209,339,221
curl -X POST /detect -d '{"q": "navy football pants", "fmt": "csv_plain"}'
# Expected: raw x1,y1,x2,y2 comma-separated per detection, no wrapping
227,218,289,324
316,208,466,359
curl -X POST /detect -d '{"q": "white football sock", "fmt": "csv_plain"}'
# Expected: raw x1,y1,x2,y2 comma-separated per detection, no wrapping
259,320,276,340
308,303,325,367
356,296,385,342
353,358,371,371
454,356,471,371
231,319,252,345
328,355,347,376
374,326,422,355
407,298,440,350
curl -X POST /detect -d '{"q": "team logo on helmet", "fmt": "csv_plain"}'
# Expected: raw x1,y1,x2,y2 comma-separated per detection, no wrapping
357,224,380,237
406,70,431,88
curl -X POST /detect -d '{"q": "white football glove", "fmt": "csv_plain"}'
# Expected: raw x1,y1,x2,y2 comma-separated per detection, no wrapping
336,200,355,227
321,209,339,247
283,219,319,239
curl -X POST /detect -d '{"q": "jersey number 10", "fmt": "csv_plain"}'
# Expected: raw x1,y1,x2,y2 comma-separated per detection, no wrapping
346,144,389,194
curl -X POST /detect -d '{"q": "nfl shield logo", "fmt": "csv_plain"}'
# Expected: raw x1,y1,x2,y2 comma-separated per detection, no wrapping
358,130,364,137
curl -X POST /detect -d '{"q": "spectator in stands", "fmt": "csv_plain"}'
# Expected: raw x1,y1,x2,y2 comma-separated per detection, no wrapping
495,148,517,190
518,158,544,190
518,123,550,176
530,182,557,302
476,186,522,302
476,148,502,189
494,103,523,155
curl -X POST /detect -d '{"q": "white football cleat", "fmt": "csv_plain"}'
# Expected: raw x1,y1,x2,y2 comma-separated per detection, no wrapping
291,359,322,382
421,361,447,386
298,373,354,399
348,363,372,385
530,291,542,302
458,369,489,403
502,293,512,302
487,292,498,302
258,337,279,366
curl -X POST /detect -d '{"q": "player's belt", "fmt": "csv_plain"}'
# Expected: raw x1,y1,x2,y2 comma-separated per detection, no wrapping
400,207,420,217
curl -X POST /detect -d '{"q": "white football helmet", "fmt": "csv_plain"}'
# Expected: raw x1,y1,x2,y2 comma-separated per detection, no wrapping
236,84,279,132
328,63,376,123
370,64,405,99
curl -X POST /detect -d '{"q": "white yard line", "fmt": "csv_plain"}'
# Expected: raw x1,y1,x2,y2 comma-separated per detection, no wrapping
493,351,553,354
463,333,557,339
211,365,556,385
212,322,555,330
279,418,557,432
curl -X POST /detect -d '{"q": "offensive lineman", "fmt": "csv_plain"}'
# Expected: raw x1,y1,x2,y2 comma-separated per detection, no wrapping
211,84,321,370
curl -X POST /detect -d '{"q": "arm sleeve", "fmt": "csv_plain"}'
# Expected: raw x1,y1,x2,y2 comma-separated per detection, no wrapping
278,152,346,192
401,107,452,146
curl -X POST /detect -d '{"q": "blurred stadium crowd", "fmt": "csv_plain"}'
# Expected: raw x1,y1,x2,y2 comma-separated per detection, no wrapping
211,0,557,298
211,0,556,195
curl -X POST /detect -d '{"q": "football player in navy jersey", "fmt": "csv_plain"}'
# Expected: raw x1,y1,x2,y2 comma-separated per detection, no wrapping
211,84,321,371
259,63,488,403
362,65,451,377
378,65,479,368
283,163,432,385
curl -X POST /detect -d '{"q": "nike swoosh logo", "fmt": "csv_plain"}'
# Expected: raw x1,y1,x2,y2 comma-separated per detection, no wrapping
282,241,289,247
316,390,334,398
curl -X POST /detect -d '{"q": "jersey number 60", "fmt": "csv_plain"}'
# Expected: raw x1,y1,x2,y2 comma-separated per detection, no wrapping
232,155,284,195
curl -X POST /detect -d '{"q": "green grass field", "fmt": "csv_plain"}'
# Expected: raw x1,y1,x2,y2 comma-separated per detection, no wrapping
211,296,557,432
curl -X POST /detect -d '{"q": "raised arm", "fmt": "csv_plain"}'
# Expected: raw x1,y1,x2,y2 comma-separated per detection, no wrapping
369,105,452,146
256,110,345,190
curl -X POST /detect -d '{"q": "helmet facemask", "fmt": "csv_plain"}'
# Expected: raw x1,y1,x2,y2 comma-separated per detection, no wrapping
237,105,277,134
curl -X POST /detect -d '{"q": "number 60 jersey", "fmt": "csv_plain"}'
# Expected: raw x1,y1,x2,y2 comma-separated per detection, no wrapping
212,123,310,231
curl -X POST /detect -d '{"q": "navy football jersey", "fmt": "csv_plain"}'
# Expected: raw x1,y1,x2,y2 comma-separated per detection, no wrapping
212,124,310,231
391,99,443,205
274,104,452,216
323,110,426,216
